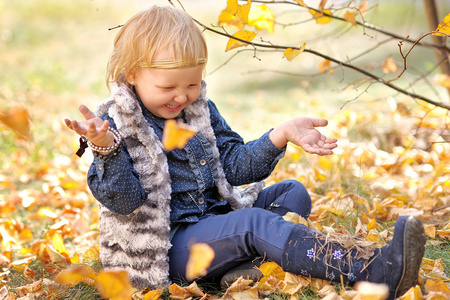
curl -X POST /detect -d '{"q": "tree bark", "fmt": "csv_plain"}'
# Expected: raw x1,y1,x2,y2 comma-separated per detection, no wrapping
423,0,450,97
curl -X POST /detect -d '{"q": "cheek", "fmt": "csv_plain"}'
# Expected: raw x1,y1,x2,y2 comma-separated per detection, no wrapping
189,87,201,100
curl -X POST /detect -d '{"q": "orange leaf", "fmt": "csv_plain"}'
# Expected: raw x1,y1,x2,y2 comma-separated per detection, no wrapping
425,279,450,297
284,44,306,62
0,107,32,140
424,225,436,239
54,265,97,287
309,9,332,24
359,1,368,15
185,243,215,281
318,60,333,73
344,11,357,26
259,262,285,281
95,270,133,300
434,12,450,36
162,119,198,151
225,30,257,52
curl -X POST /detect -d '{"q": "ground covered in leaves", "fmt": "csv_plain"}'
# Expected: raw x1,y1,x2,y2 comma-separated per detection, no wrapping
0,97,449,299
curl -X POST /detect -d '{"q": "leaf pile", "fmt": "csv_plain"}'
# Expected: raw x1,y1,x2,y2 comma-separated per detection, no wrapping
0,97,449,299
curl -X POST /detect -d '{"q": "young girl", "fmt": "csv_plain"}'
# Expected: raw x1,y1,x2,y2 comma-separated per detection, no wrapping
64,6,426,300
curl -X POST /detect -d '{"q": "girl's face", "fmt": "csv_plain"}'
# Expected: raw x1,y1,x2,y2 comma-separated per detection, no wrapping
128,64,204,119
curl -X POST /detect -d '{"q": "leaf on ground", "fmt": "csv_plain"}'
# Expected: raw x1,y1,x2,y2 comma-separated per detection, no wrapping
424,279,450,298
259,262,285,281
185,243,215,281
162,119,198,151
400,285,423,299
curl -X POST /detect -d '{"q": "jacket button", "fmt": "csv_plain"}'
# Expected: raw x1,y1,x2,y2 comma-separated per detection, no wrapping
198,198,205,204
200,159,207,166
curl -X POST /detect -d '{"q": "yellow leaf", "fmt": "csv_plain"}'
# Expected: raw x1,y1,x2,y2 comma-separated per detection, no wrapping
354,281,389,300
400,285,423,299
248,5,275,33
318,59,333,73
367,218,377,231
95,270,133,300
259,262,285,280
51,232,68,256
344,11,357,26
219,9,244,29
185,243,215,281
309,9,333,24
425,279,450,297
143,289,163,300
283,212,308,227
284,44,306,62
434,73,450,88
434,12,450,36
225,30,257,52
0,107,32,140
227,0,239,15
424,225,436,239
294,0,307,7
229,287,259,299
162,119,198,151
54,265,97,287
237,1,252,24
37,207,58,219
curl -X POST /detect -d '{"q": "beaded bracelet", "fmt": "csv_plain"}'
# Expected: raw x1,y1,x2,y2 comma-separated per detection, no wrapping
92,143,122,163
87,127,122,154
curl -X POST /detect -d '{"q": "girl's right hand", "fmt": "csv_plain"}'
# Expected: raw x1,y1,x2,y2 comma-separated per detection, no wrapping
64,105,115,147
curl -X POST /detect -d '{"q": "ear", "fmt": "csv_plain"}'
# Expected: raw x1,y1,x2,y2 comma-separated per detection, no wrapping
126,70,135,85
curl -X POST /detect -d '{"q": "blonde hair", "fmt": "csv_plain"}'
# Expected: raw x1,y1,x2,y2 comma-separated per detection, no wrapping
106,6,208,88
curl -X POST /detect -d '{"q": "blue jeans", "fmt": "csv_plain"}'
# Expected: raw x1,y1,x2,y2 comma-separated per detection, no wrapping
168,179,312,283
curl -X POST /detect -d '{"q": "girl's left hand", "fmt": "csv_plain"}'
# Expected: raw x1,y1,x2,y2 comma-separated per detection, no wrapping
270,117,338,156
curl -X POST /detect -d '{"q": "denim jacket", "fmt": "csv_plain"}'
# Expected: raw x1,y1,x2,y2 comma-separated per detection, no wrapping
87,98,286,226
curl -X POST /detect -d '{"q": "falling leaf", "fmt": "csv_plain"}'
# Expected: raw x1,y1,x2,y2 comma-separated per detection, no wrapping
354,281,389,300
434,73,450,88
284,44,306,62
185,243,215,281
382,58,398,73
54,265,97,287
434,12,450,36
0,107,32,140
95,270,133,300
225,30,257,52
162,119,198,151
344,11,357,26
248,5,275,33
359,1,369,15
318,60,334,73
309,9,333,24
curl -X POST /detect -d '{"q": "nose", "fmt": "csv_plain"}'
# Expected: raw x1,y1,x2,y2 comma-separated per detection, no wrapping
174,90,188,104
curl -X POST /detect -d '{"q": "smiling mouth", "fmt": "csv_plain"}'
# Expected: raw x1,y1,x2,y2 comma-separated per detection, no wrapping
165,104,179,108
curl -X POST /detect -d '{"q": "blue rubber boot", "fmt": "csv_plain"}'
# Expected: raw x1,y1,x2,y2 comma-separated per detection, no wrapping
281,215,426,300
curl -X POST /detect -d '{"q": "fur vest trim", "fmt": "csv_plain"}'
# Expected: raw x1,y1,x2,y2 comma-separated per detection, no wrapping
94,81,264,289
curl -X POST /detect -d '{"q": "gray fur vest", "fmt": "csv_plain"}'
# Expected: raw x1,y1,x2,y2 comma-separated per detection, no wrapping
94,81,265,289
